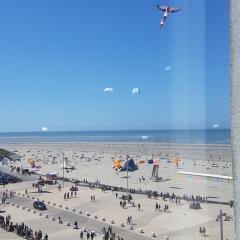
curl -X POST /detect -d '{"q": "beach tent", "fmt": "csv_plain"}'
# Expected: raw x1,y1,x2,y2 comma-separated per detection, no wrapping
147,159,154,164
120,159,138,172
113,160,122,170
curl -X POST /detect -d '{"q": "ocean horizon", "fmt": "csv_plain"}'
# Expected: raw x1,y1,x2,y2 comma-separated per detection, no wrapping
0,129,231,144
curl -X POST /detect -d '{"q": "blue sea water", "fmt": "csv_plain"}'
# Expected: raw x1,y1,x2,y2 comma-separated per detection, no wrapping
0,129,231,144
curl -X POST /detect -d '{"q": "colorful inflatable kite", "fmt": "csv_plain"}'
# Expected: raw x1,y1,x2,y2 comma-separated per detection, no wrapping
156,5,181,29
113,159,122,170
27,158,41,169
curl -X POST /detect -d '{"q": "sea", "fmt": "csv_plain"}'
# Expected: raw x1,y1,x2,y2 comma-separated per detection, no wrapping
0,129,231,145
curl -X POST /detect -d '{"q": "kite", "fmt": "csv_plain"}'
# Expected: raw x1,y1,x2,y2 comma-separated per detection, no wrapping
113,159,122,170
27,158,41,169
132,88,140,95
104,87,113,93
42,127,48,132
164,66,172,71
156,5,181,29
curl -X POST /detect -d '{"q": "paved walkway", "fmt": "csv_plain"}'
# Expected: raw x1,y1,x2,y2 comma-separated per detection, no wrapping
9,196,153,240
0,228,22,240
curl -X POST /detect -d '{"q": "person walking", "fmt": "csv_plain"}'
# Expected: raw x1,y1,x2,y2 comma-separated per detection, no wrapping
80,230,83,239
202,226,206,236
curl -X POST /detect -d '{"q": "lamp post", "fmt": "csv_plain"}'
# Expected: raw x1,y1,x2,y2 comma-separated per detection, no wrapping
219,208,224,240
62,152,65,189
126,155,129,192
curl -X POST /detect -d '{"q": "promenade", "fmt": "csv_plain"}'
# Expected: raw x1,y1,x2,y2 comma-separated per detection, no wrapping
0,180,235,240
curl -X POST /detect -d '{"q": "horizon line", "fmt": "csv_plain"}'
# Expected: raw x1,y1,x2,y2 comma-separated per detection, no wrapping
0,128,231,134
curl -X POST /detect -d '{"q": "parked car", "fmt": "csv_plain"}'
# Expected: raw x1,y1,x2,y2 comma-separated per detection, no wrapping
33,201,47,210
70,186,78,191
0,215,4,224
0,175,9,185
45,180,55,185
35,180,45,186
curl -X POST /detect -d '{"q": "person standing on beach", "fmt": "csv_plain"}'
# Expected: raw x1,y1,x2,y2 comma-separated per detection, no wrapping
138,203,141,211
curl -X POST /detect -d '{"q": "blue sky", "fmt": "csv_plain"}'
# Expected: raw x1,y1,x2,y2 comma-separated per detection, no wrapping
0,0,230,132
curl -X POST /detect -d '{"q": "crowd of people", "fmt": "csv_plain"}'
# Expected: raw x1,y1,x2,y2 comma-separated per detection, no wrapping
101,226,125,240
0,214,48,240
1,189,14,204
79,229,95,240
64,190,77,200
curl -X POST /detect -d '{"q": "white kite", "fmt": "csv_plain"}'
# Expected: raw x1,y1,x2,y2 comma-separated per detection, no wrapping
104,87,113,93
213,124,219,128
42,127,48,132
132,88,141,95
164,66,172,71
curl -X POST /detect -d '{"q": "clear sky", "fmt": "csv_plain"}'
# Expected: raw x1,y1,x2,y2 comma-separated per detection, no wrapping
0,0,230,132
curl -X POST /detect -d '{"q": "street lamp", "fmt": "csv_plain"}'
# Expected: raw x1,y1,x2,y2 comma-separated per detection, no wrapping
126,155,129,192
219,208,224,240
62,152,65,189
218,200,224,240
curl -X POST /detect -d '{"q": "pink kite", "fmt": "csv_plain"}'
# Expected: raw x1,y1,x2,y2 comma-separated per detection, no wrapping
156,5,181,29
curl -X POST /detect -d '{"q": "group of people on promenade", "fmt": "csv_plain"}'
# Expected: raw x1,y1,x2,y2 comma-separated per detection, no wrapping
65,176,234,208
155,202,169,212
0,214,48,240
1,189,14,204
64,190,77,199
101,226,124,240
199,226,207,237
79,229,95,239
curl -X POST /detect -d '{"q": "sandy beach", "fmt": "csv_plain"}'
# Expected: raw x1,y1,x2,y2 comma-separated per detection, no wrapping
0,142,233,201
0,142,234,240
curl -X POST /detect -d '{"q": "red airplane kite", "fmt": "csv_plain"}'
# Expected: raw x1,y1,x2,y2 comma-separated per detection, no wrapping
156,5,181,29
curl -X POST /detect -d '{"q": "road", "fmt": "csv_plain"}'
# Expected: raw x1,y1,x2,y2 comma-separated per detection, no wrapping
9,195,153,240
